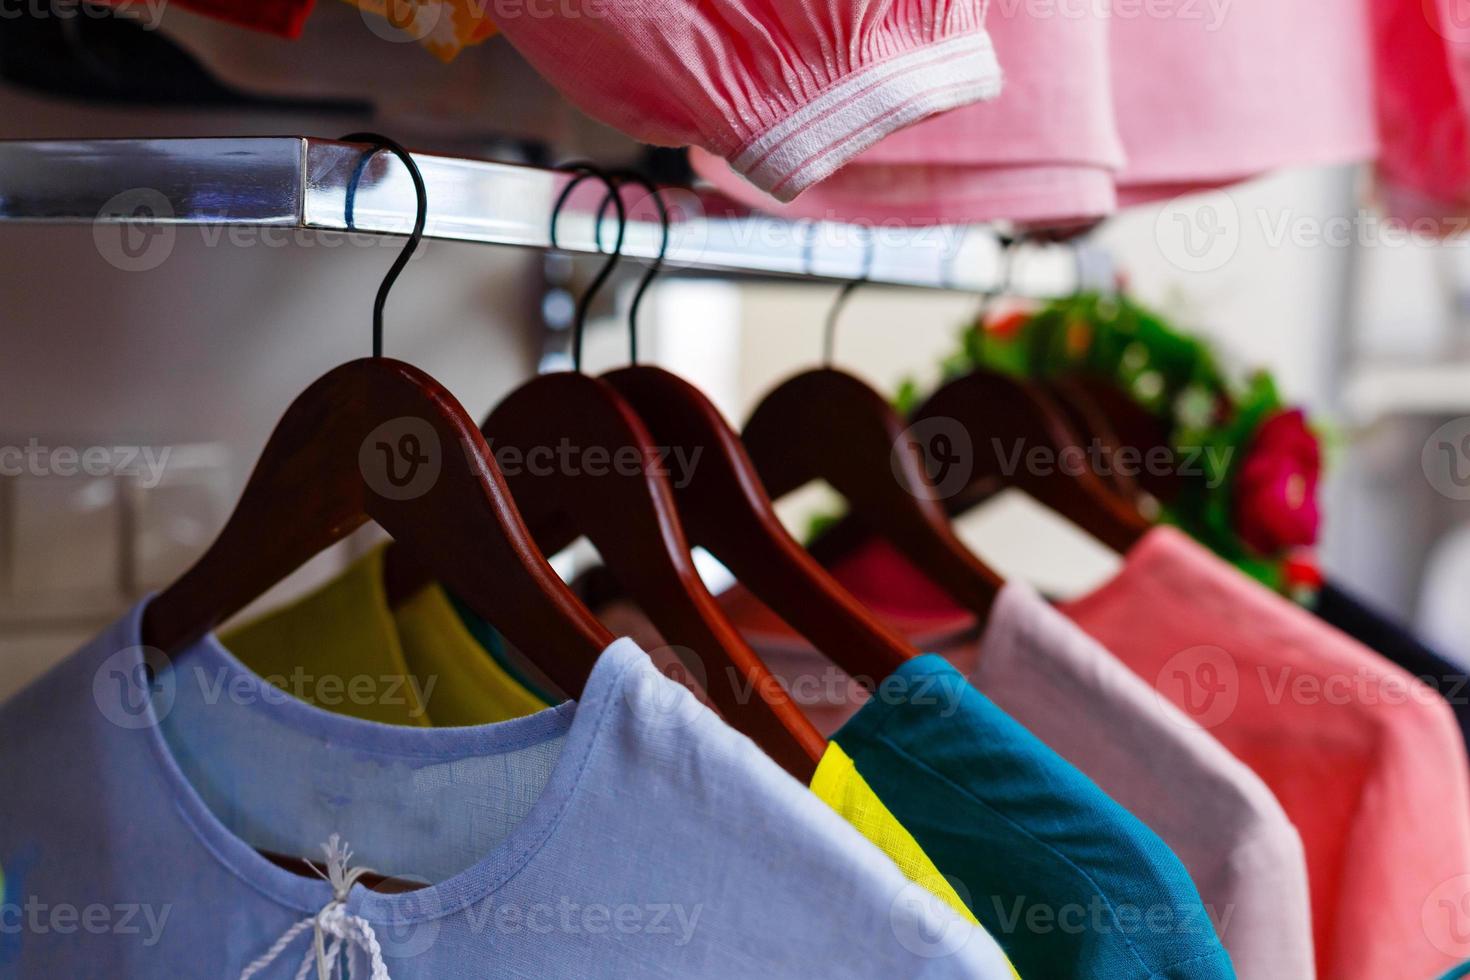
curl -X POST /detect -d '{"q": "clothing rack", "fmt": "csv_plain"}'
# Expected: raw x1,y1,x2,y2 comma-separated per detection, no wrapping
0,137,1109,295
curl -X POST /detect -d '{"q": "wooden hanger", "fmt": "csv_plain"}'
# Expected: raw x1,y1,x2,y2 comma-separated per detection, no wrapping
142,134,613,886
143,136,611,681
913,369,1152,553
1043,377,1140,500
598,173,913,685
909,236,1151,554
741,235,1004,620
382,164,823,780
1057,373,1181,504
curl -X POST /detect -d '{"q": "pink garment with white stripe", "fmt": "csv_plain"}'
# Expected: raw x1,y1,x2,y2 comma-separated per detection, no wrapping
696,0,1378,224
490,0,1002,202
692,0,1119,224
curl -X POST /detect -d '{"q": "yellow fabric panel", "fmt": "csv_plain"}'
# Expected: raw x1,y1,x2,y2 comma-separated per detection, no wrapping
341,0,498,63
219,545,431,727
394,583,555,727
811,743,976,922
811,745,1024,979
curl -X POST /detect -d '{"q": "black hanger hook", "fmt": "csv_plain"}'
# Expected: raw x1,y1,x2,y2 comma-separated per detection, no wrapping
549,162,628,373
823,225,876,369
997,232,1026,296
339,132,428,360
594,170,669,366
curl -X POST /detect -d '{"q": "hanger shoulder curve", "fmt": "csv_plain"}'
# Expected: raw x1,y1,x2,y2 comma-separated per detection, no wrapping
483,370,826,780
142,357,613,693
605,365,914,682
914,369,1151,554
742,368,1002,619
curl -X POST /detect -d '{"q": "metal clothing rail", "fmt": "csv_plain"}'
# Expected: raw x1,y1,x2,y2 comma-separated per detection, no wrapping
0,136,1109,295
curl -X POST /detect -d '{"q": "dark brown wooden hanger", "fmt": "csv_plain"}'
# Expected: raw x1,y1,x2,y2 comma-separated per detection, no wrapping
741,248,1004,621
1044,376,1141,500
141,358,614,677
1060,373,1181,504
595,175,912,685
142,135,614,885
382,164,824,780
143,136,611,681
913,367,1152,554
897,237,1150,553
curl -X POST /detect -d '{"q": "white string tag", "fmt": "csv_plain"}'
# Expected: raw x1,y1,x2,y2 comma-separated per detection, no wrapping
239,834,392,980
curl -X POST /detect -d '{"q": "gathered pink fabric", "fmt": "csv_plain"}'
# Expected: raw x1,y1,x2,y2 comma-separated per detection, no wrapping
691,0,1119,224
490,0,1002,202
695,0,1379,223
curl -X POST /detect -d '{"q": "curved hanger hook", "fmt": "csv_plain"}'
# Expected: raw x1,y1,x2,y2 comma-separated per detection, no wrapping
998,232,1027,296
594,170,670,366
549,162,628,373
340,132,429,360
822,224,876,368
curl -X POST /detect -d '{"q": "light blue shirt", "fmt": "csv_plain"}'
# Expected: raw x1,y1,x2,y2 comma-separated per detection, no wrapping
0,601,1009,978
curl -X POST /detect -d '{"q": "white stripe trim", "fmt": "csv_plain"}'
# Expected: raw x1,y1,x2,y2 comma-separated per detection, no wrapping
768,76,1002,201
730,33,993,174
730,32,1002,202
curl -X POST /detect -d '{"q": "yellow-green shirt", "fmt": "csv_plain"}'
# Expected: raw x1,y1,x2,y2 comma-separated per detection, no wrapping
221,546,431,726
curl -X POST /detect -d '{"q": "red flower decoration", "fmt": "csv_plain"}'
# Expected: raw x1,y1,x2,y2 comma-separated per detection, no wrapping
1233,409,1322,555
985,309,1031,341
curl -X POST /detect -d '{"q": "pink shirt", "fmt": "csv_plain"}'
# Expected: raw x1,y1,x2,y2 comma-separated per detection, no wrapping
742,527,1470,976
976,582,1316,980
1063,528,1470,980
491,0,1002,202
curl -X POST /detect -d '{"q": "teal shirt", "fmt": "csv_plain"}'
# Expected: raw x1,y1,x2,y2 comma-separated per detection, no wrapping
1440,964,1470,979
835,655,1236,980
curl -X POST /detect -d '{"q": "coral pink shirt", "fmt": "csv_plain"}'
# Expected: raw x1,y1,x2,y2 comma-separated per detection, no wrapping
1063,528,1470,980
492,0,1003,202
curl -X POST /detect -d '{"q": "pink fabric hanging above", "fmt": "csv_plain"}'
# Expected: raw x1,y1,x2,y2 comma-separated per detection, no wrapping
691,1,1120,225
695,0,1380,224
491,0,1003,202
1109,0,1377,205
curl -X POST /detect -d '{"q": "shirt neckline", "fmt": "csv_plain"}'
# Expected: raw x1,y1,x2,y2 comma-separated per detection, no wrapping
124,598,643,924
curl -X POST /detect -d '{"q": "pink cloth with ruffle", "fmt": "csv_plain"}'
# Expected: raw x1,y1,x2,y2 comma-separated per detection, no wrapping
490,0,1002,202
695,0,1379,224
692,0,1120,225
